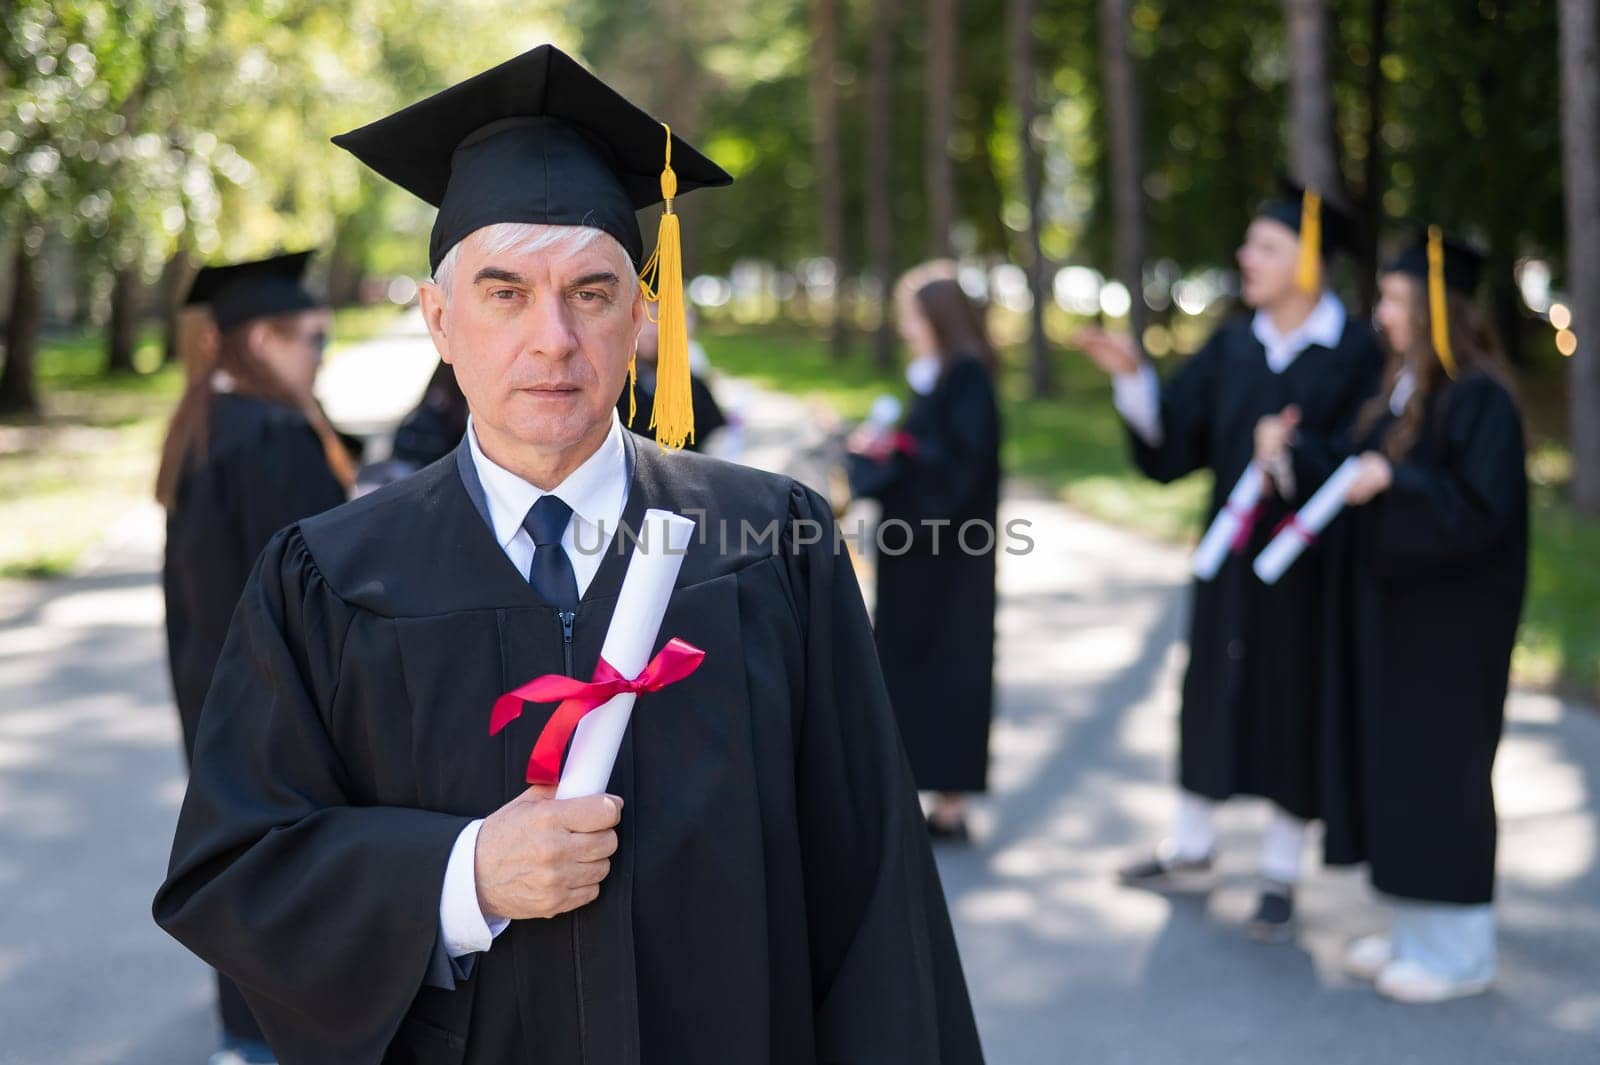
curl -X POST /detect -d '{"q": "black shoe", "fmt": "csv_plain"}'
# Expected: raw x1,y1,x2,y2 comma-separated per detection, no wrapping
1246,881,1296,943
926,814,971,843
1116,845,1214,888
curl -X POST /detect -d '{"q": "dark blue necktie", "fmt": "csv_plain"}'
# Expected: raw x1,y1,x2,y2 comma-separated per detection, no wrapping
524,495,579,611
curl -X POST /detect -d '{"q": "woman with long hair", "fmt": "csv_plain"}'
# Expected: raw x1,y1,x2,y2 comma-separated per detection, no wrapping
157,251,353,1065
848,261,1002,840
1259,228,1527,1003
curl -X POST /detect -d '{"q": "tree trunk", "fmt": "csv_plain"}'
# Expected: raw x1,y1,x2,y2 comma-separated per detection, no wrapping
1098,0,1147,359
159,249,195,365
925,0,957,258
1560,0,1600,513
812,0,851,360
1010,0,1052,395
1356,0,1389,317
0,232,42,416
1283,0,1345,199
867,0,900,369
105,266,140,375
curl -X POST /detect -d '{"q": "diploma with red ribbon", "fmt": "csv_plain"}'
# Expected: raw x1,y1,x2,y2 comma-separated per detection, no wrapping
490,508,701,796
1252,455,1362,585
1192,462,1266,580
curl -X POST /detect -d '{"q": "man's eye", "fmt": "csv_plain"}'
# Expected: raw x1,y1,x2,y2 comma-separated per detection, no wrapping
491,288,520,301
575,290,603,303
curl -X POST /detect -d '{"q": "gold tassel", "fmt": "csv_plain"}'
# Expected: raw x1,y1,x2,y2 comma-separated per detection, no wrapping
1427,226,1457,379
638,122,694,450
1294,186,1322,295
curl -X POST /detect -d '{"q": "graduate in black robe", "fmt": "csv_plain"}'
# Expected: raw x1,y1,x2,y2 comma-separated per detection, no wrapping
1269,229,1525,1002
393,360,471,469
1074,182,1384,938
847,266,1001,841
154,46,981,1065
616,315,727,452
155,251,354,1062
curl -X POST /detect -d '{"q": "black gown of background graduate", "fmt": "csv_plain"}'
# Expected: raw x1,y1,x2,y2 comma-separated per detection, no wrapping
162,391,347,759
851,355,1001,793
1311,371,1526,903
392,361,471,469
1131,312,1381,851
154,432,983,1065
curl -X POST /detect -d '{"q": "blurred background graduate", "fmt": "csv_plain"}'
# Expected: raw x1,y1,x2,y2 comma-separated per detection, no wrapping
1263,229,1526,1003
847,261,1002,842
154,249,354,1065
1073,181,1384,940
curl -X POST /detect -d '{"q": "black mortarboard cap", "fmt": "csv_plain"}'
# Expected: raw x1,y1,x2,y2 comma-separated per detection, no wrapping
1255,177,1360,257
185,251,320,333
1385,227,1486,295
330,45,733,274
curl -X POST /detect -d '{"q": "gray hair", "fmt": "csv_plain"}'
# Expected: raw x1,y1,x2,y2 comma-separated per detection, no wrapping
431,222,639,300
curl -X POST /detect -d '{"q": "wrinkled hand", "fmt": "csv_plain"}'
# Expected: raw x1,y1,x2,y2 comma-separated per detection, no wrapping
1070,326,1141,377
474,785,622,921
1254,405,1301,466
1344,451,1394,506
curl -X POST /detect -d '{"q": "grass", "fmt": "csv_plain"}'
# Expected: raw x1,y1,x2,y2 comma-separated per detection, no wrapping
701,323,1599,701
0,305,406,578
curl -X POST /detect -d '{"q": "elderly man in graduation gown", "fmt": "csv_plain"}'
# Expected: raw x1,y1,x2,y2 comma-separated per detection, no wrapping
1074,182,1384,940
154,47,983,1065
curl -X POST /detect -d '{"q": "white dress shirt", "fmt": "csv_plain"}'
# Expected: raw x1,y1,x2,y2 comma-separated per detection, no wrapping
439,411,632,959
1112,292,1348,448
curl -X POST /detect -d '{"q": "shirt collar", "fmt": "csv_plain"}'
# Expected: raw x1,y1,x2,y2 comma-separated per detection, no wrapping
466,410,629,550
1251,291,1347,367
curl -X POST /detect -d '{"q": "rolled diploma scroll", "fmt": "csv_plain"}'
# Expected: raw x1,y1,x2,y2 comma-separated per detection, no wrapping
1252,455,1363,585
1192,462,1265,580
555,508,697,798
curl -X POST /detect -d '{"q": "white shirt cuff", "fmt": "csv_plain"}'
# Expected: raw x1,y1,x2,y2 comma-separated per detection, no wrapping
439,819,510,958
1112,363,1163,447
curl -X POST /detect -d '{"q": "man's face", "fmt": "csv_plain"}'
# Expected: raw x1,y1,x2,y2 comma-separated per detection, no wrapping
1237,218,1304,310
420,229,643,454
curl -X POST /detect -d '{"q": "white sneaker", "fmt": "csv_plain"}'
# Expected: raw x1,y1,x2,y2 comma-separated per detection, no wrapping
1343,934,1394,981
1375,959,1493,1004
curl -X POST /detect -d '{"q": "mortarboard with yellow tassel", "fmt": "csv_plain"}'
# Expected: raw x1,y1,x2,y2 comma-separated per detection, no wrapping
1386,226,1487,379
1257,178,1358,296
331,45,732,450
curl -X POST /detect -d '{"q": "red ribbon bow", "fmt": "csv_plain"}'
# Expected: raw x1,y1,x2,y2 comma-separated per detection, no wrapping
490,637,706,785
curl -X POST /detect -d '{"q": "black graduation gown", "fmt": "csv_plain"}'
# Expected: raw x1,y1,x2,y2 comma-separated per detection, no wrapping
1130,313,1382,844
617,370,728,453
153,431,983,1065
849,357,1001,793
1322,372,1527,904
162,392,348,761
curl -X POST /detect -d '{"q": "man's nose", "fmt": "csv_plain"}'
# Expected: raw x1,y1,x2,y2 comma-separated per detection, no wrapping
524,292,579,359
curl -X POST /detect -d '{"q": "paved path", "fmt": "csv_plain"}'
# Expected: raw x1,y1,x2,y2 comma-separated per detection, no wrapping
1,324,1596,1063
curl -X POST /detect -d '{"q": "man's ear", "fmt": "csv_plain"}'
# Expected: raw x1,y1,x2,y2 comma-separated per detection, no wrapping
418,280,453,364
629,287,646,348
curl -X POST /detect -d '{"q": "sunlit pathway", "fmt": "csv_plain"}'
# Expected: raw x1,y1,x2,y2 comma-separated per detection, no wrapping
1,323,1595,1063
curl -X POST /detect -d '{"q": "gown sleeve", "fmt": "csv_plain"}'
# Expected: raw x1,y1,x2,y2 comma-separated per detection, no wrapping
784,485,986,1064
1369,376,1526,572
153,528,472,1065
1129,331,1223,483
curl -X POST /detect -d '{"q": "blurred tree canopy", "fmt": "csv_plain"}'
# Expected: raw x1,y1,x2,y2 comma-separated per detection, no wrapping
0,0,1577,382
